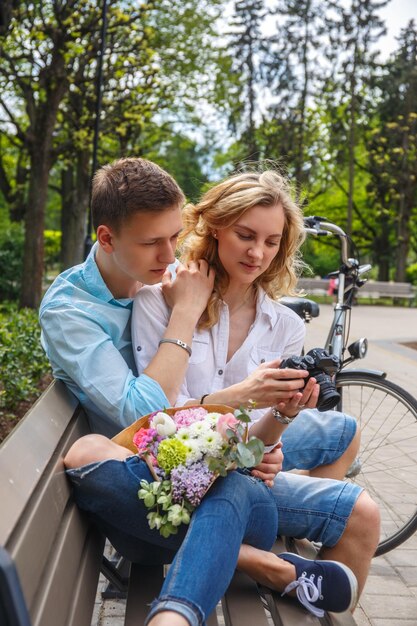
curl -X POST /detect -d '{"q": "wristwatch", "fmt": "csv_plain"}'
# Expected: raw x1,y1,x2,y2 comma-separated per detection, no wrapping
271,408,296,424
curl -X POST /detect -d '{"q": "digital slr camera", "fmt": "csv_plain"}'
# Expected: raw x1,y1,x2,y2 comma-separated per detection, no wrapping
279,348,340,412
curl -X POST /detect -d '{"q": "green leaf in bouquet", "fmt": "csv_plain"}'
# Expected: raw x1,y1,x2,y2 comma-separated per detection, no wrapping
207,456,228,476
157,493,173,510
225,427,239,441
245,437,265,466
167,504,184,526
147,511,163,530
234,406,252,423
144,492,156,508
236,442,256,467
160,522,178,538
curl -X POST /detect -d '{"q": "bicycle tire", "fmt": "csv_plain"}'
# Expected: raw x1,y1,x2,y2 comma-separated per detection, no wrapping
336,371,417,556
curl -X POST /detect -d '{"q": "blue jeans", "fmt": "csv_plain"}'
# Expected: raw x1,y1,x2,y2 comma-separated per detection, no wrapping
67,457,278,625
67,456,362,625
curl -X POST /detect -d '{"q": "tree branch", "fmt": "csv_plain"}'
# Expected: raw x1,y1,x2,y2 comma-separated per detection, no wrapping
0,97,26,141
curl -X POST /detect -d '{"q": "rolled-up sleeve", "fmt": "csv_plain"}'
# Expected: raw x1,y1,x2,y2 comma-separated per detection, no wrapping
40,304,168,430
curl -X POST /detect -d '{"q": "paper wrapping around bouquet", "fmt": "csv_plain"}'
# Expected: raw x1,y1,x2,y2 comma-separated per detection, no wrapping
112,404,247,500
112,404,236,455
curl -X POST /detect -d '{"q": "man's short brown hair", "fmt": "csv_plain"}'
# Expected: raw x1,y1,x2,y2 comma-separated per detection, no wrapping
91,157,185,231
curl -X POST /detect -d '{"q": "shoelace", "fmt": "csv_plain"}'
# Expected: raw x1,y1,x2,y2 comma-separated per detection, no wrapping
281,572,324,618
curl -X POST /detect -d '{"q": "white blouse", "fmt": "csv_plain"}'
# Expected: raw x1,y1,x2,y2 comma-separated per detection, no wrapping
132,284,306,425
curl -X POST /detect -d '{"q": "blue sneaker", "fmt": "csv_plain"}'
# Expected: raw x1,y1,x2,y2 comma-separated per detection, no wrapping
278,552,358,617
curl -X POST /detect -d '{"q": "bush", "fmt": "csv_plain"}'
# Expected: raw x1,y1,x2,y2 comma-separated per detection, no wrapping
301,239,341,278
0,227,62,301
0,223,24,301
44,230,61,271
406,263,417,286
0,303,51,411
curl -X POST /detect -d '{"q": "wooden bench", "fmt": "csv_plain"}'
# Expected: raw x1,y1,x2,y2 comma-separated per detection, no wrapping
297,277,416,305
0,380,357,626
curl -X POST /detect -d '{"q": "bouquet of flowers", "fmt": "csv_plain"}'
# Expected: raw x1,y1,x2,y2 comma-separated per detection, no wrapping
123,405,264,538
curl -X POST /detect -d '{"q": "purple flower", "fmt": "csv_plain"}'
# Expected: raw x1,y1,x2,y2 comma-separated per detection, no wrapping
170,461,215,506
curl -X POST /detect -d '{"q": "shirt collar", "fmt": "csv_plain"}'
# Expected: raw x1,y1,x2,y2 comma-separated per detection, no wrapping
256,288,278,329
83,242,133,308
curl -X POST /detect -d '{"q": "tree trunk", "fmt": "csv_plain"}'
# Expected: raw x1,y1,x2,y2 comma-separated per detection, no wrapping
395,190,411,282
346,41,358,240
294,0,311,199
375,215,391,281
60,150,89,269
20,146,50,308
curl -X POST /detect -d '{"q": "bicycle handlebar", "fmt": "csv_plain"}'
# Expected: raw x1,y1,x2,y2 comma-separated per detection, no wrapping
304,216,352,268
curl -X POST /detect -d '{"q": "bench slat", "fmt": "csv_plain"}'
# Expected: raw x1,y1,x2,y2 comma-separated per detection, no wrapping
222,571,271,626
31,507,104,626
125,564,164,625
0,381,80,545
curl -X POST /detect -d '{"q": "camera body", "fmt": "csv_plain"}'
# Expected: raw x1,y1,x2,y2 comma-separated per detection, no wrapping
279,348,340,412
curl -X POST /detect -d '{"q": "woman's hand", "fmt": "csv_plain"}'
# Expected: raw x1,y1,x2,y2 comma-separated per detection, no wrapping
250,442,283,487
234,359,310,409
274,375,319,418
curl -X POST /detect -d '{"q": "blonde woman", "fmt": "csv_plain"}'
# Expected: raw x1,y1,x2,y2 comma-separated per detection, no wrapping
132,169,359,481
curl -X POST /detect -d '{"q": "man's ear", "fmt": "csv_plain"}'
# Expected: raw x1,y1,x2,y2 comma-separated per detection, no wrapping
96,225,115,253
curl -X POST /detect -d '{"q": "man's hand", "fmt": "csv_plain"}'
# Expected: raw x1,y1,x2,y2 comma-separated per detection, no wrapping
162,259,215,320
250,442,283,487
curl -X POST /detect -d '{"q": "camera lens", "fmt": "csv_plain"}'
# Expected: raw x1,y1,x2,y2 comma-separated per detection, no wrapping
314,372,340,411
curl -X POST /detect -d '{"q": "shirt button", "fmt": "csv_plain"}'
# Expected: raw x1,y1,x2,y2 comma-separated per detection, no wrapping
218,369,223,375
260,358,265,363
136,346,142,351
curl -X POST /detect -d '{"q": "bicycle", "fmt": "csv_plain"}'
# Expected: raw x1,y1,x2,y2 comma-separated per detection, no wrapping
282,216,417,557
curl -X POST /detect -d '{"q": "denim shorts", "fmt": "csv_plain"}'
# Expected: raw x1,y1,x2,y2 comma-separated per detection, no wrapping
271,470,362,547
281,409,357,471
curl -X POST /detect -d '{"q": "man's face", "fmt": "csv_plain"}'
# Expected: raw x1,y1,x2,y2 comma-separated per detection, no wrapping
104,205,183,285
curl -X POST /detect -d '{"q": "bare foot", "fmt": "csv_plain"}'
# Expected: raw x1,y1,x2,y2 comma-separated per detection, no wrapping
237,544,296,590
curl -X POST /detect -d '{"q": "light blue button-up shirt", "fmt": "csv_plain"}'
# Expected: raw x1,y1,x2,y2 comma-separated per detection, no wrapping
39,243,169,437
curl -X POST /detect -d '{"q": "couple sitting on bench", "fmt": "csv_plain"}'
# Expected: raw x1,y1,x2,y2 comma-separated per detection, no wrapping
40,157,380,626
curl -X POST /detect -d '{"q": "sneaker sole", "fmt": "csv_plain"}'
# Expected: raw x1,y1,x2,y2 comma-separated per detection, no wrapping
278,552,359,613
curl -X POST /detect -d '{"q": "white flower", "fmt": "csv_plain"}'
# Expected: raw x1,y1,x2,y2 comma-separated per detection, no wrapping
188,420,212,436
150,412,177,437
177,428,192,441
184,439,203,463
205,412,222,425
200,430,223,457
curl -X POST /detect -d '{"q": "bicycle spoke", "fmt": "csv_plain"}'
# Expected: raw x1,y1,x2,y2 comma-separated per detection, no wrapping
337,371,417,554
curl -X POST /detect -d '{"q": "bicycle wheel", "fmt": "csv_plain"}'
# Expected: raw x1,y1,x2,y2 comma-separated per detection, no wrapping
336,371,417,556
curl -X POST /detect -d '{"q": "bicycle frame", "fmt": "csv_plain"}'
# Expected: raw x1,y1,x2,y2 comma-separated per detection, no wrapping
304,217,371,369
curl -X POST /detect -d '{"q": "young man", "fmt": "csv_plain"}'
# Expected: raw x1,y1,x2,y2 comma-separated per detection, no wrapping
40,158,379,625
40,158,215,437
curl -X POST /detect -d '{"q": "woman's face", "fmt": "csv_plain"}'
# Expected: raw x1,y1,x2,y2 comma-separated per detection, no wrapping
215,202,285,287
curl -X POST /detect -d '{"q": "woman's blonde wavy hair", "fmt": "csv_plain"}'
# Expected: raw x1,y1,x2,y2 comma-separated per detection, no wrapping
179,169,306,329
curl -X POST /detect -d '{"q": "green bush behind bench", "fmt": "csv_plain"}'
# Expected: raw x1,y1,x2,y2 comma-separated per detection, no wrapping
0,303,51,413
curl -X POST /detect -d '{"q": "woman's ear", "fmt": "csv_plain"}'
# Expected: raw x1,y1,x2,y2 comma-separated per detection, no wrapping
96,225,114,253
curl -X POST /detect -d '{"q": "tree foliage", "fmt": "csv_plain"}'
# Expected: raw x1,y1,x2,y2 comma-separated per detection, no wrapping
0,0,416,301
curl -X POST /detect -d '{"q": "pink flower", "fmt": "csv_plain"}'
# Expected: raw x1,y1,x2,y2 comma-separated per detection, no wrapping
173,407,208,428
133,427,160,453
215,413,239,440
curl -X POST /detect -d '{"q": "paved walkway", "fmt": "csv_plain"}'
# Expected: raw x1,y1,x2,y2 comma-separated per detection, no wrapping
93,305,417,626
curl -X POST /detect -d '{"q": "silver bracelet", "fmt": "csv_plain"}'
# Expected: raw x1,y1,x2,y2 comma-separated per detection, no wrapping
271,407,296,424
158,338,192,357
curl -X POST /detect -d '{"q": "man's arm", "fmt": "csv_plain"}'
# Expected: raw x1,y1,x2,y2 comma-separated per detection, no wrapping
40,305,169,429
